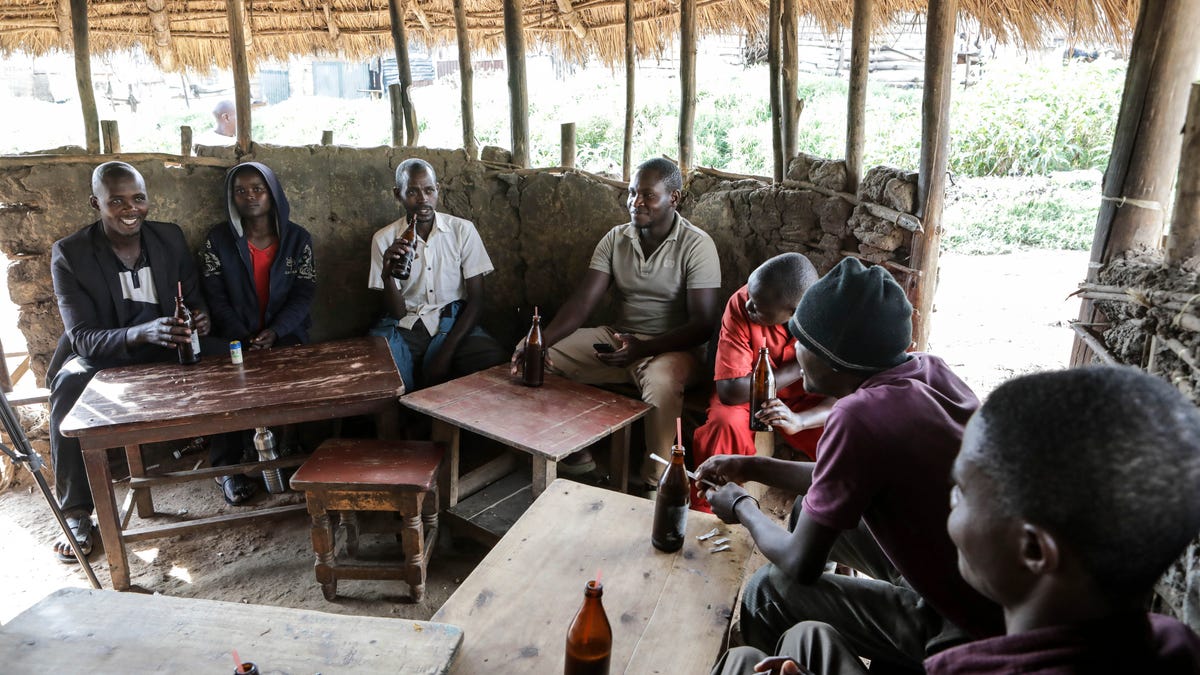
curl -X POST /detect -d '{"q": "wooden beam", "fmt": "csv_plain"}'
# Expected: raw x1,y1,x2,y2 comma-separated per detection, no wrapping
1072,0,1200,364
555,0,587,39
561,122,576,168
145,0,176,69
101,120,120,154
622,0,634,182
503,0,530,167
180,125,193,156
780,0,799,163
453,0,476,158
54,0,70,47
767,0,783,182
323,2,340,40
389,83,404,146
846,0,872,192
0,153,233,168
69,0,99,154
321,129,334,145
909,0,957,350
1166,82,1200,266
677,0,696,174
387,0,414,147
224,0,253,155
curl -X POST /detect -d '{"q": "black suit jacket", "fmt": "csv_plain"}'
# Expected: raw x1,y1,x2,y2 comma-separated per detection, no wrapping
50,220,207,370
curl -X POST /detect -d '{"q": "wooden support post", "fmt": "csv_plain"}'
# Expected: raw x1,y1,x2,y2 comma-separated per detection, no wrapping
145,0,176,69
780,0,799,162
846,0,872,192
767,0,783,182
389,83,404,147
909,0,957,350
1166,82,1200,266
622,0,634,182
321,130,334,146
69,0,99,154
388,0,416,147
101,120,120,154
180,125,193,156
561,122,576,168
678,0,697,174
503,0,530,167
1071,0,1200,364
225,0,253,155
453,0,477,159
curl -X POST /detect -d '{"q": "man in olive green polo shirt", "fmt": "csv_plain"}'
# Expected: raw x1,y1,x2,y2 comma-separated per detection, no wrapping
511,158,722,492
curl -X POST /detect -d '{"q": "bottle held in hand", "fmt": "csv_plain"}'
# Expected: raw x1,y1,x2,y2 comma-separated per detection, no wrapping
522,307,545,387
174,281,201,365
390,215,417,280
564,579,612,675
651,444,690,552
749,347,775,431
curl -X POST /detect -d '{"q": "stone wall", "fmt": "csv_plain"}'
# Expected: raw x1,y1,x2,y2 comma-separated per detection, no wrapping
0,146,920,386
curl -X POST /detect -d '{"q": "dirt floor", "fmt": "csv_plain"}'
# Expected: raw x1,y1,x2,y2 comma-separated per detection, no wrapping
0,248,1088,625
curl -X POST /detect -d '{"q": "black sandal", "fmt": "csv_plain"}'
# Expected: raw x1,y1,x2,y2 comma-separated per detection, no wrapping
53,516,94,564
216,474,257,505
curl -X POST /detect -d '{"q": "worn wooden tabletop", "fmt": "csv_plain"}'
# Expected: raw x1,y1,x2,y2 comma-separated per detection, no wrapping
400,365,650,461
433,479,753,673
0,587,462,674
62,336,404,446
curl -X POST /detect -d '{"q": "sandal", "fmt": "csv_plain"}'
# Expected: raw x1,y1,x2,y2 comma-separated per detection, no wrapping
558,451,597,476
215,474,257,505
53,515,94,564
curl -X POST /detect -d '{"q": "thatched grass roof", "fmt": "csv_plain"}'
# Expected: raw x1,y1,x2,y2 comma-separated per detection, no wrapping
0,0,1138,73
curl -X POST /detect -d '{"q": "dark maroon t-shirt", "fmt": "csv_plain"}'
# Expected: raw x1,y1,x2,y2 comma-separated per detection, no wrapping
924,613,1200,674
801,353,1003,639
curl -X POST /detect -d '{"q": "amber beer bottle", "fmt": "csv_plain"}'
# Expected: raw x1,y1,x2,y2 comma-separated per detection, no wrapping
174,281,200,365
749,347,775,431
522,307,545,387
564,579,612,675
390,215,417,280
651,444,690,552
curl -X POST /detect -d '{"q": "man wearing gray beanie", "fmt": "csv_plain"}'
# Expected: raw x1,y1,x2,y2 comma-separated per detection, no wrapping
700,257,1002,675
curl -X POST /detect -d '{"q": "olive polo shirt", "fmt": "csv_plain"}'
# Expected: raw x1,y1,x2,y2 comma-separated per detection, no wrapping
588,212,721,336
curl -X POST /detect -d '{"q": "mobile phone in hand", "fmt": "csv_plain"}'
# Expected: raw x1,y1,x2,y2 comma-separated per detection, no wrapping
593,343,616,354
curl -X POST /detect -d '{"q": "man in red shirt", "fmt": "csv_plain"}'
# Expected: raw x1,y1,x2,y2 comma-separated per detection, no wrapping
691,253,831,512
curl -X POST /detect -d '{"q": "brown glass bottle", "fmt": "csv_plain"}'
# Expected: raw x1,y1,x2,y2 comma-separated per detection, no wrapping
174,281,200,365
651,444,690,552
390,216,417,280
523,307,545,387
749,347,775,431
564,579,612,675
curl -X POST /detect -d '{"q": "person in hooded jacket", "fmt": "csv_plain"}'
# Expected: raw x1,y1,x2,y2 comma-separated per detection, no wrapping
200,162,316,504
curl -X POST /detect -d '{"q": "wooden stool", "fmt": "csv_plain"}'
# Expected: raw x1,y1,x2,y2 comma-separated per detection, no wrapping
290,439,443,602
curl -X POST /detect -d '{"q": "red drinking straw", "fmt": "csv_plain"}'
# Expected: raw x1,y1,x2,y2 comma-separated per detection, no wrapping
595,568,602,585
232,650,241,671
675,417,682,447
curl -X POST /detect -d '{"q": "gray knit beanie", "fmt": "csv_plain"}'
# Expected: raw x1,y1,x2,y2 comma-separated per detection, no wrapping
786,257,913,373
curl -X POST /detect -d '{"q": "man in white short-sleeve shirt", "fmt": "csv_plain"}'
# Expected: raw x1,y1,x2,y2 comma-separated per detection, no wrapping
368,158,507,391
510,158,722,491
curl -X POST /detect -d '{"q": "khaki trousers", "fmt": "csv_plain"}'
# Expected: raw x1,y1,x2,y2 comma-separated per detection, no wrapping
547,326,703,484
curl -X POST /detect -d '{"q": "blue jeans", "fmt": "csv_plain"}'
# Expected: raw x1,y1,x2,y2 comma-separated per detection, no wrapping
369,301,505,391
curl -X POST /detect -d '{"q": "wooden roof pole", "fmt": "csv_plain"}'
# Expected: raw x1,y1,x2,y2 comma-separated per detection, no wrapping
145,0,177,69
846,0,872,192
225,0,253,155
909,0,957,351
1164,82,1200,266
622,0,634,182
1071,0,1200,364
678,0,696,174
54,0,70,47
503,0,529,167
387,0,415,147
767,0,782,182
555,0,587,40
453,0,477,159
780,0,799,162
69,0,99,154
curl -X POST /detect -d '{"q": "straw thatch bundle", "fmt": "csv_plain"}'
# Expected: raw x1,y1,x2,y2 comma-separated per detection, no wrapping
0,0,1137,73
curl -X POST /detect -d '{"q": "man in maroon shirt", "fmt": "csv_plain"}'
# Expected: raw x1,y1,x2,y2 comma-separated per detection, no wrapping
925,366,1200,674
701,257,1002,674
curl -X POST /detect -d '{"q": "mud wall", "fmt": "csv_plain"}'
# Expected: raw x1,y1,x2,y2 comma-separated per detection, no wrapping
0,146,919,385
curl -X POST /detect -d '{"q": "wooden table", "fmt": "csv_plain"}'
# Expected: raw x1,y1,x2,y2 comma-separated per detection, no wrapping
0,587,461,673
400,365,650,540
433,480,753,673
61,336,404,591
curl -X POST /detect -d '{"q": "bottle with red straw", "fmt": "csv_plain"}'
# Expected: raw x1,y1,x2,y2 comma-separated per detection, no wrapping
651,418,690,552
565,569,612,674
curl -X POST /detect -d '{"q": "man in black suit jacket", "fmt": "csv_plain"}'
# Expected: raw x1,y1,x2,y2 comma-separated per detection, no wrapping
47,161,245,563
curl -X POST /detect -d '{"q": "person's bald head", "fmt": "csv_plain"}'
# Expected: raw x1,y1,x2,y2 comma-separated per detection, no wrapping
90,161,144,198
212,100,236,136
745,253,819,327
